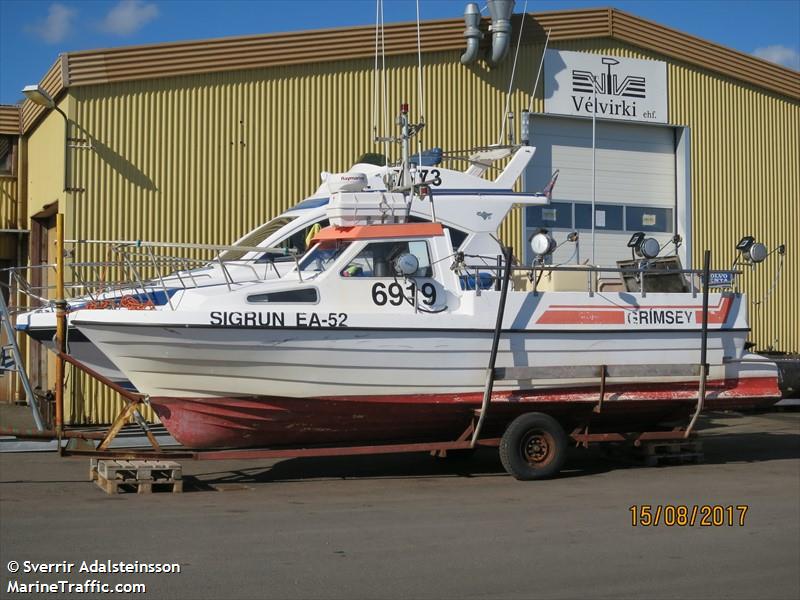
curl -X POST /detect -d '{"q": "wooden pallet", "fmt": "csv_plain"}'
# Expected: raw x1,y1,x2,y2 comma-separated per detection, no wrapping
90,459,183,494
639,441,704,467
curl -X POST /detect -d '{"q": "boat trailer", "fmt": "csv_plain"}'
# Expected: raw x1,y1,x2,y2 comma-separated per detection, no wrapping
2,231,716,481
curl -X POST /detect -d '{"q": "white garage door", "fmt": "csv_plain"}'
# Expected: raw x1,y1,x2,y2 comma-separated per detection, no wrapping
524,116,679,267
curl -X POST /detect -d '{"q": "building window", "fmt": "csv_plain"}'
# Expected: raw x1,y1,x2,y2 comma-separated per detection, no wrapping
526,202,573,229
574,203,624,231
0,135,16,176
625,206,673,233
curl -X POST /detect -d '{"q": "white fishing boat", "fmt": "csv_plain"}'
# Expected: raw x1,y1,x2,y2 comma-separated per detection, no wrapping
69,216,781,459
64,105,781,482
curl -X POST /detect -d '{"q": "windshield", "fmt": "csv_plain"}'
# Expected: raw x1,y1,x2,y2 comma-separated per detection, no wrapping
219,216,297,262
298,241,351,273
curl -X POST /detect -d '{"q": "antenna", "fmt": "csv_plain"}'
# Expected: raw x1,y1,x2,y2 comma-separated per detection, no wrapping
415,0,426,167
498,1,527,145
527,28,552,113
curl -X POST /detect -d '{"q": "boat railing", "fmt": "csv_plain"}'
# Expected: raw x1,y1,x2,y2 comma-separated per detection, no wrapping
1,238,297,312
459,259,742,298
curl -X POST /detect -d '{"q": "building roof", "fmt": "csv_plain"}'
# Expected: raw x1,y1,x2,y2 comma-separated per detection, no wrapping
21,7,800,134
0,105,21,136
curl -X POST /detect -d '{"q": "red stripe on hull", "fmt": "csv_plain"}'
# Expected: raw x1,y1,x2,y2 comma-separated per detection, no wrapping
150,376,781,449
537,296,733,325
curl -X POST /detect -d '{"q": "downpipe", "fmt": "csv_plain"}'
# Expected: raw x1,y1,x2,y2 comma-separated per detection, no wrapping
488,0,515,66
460,2,482,65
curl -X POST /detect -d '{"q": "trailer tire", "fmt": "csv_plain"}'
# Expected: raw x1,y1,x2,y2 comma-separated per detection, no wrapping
500,413,567,480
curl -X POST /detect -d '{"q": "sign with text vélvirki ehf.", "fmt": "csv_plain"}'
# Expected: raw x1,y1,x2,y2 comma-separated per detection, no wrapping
544,50,668,123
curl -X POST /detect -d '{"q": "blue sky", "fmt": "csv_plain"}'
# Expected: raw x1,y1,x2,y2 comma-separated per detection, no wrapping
1,0,798,105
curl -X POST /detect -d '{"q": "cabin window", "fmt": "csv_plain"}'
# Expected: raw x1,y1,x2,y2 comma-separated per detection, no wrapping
299,241,350,272
446,227,469,251
255,219,330,263
248,288,318,303
407,215,468,251
340,240,432,278
219,216,297,262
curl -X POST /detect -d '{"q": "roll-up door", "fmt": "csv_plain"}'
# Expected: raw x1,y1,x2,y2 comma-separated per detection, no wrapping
524,116,680,268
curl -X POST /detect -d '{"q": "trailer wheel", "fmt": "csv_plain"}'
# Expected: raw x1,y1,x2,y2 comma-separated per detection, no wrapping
500,413,567,480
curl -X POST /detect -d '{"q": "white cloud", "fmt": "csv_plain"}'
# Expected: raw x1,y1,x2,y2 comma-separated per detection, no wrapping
27,3,77,44
98,0,159,36
753,45,800,70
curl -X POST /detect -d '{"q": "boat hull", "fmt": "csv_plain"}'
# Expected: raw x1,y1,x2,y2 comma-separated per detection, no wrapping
70,323,753,398
72,291,782,449
23,326,135,390
151,376,781,449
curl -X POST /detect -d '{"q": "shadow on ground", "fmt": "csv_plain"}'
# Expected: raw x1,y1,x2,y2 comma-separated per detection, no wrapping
182,446,624,491
181,413,800,491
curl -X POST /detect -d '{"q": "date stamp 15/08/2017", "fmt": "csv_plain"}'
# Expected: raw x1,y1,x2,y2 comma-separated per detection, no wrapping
630,505,749,527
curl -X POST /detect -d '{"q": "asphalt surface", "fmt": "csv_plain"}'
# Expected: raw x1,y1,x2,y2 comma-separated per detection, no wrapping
1,410,798,600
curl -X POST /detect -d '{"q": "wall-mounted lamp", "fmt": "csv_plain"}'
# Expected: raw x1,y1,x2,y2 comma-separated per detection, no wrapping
22,84,70,193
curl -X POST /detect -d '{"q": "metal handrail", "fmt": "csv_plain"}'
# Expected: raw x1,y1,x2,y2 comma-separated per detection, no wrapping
2,235,297,311
458,260,740,297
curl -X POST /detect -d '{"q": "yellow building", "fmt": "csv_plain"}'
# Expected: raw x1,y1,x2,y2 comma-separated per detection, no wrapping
4,7,799,423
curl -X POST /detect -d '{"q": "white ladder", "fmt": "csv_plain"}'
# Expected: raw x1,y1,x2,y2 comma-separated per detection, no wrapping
0,292,45,430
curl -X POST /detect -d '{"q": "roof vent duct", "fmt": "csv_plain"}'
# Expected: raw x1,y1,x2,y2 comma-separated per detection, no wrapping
460,3,482,65
487,0,515,66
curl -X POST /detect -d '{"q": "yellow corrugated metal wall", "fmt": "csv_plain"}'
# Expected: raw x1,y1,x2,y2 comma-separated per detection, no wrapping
33,39,799,423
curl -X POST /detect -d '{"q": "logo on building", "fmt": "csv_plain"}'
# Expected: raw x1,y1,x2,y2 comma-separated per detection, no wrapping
571,58,646,98
544,50,667,124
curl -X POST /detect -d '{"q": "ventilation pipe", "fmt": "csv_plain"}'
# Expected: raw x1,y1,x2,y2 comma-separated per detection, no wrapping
460,3,482,65
487,0,515,66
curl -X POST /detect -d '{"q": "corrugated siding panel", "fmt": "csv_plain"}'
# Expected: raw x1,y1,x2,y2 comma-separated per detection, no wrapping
59,38,797,423
0,105,21,135
670,67,799,354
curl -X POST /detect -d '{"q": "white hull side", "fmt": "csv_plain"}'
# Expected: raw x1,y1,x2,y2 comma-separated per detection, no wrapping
78,323,753,398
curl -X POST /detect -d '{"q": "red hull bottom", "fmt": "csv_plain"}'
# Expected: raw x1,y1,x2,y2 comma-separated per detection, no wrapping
150,377,781,449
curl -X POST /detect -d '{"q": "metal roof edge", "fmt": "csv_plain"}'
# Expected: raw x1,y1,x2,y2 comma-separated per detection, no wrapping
0,104,22,136
19,7,799,135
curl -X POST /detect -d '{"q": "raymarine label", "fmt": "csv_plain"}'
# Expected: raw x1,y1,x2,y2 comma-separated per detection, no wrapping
545,50,668,123
626,309,694,325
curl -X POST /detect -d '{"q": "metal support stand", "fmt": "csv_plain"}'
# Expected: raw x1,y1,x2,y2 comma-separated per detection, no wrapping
57,351,161,451
55,214,65,439
0,293,45,431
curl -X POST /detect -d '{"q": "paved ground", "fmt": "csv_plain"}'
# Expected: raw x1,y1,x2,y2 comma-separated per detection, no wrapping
1,410,798,600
